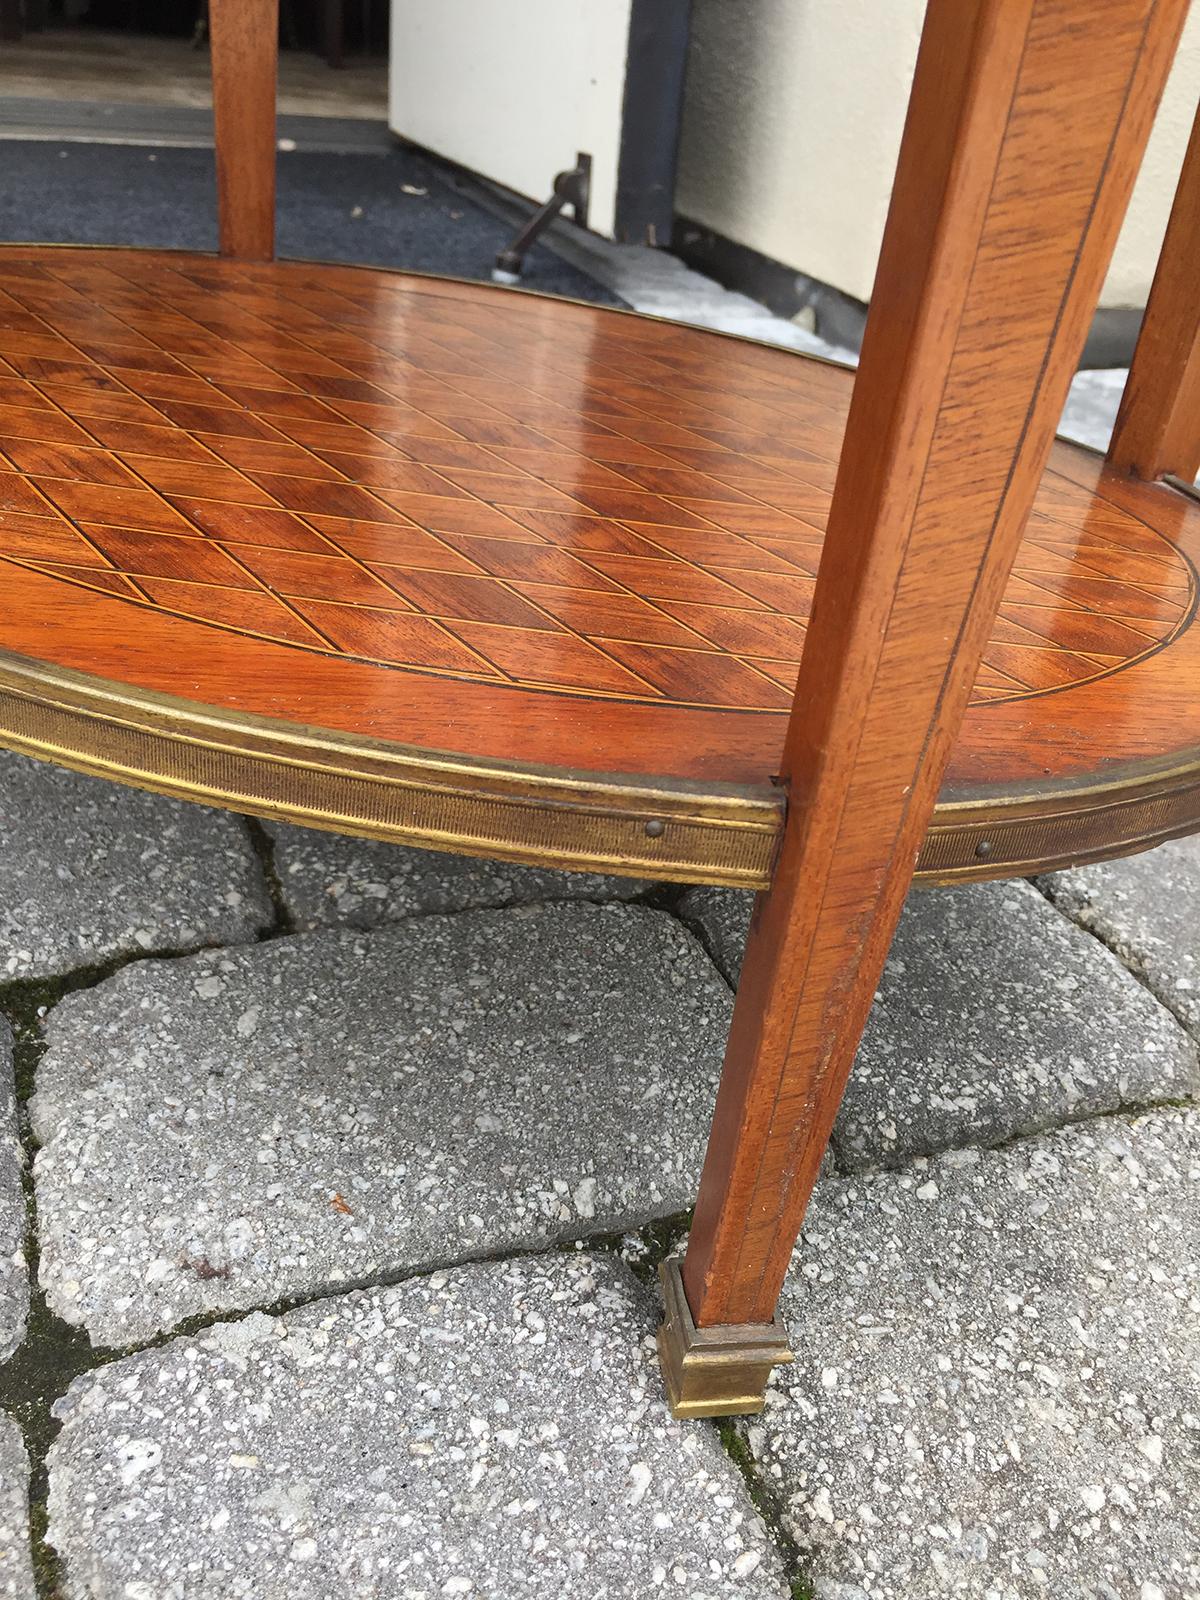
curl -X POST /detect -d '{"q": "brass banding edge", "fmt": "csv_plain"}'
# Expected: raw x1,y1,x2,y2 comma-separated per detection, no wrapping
923,761,1200,881
2,651,1199,889
0,652,783,889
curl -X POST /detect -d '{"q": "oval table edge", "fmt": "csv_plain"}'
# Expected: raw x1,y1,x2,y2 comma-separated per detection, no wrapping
3,650,1200,890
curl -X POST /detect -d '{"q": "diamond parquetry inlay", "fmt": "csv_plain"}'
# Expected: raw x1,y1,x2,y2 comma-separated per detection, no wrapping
0,251,1193,714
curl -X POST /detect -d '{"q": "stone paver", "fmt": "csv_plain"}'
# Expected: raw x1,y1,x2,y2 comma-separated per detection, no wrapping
265,821,651,930
0,1417,33,1600
0,752,272,980
0,1023,25,1362
1059,367,1125,452
681,880,1197,1169
750,1108,1200,1600
677,885,748,988
32,903,731,1345
1039,837,1200,1040
46,1252,788,1600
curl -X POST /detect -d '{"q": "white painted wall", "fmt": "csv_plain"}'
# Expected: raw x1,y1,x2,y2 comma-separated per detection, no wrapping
388,0,633,240
1110,2,1200,301
677,0,1200,309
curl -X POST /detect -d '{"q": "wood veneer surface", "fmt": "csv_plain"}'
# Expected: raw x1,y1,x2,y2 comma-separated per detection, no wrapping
0,248,1197,800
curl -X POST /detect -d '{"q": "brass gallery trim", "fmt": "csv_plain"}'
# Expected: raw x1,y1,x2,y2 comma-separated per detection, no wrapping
1,654,1199,890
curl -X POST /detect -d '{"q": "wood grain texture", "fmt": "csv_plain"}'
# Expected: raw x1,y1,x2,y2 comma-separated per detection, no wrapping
1107,95,1200,482
210,0,278,261
681,0,1189,1330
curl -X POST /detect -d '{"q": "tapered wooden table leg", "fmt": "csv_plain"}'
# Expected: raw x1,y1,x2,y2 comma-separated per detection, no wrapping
1107,96,1200,483
659,0,1188,1418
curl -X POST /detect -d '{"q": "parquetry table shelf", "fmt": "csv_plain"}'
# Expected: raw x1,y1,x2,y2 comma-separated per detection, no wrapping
2,249,1197,888
3,0,1199,1418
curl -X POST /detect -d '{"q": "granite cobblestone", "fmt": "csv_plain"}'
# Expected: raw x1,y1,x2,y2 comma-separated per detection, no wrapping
0,753,272,980
2,761,1198,1598
0,1025,25,1365
31,903,731,1345
680,877,1198,1169
750,1109,1200,1600
45,1254,789,1600
265,821,652,929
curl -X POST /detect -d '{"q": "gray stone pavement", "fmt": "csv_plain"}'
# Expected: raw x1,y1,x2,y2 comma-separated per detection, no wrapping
31,904,731,1345
266,821,650,930
0,753,272,980
47,1253,788,1600
0,1025,26,1364
752,1108,1200,1600
0,1416,33,1600
1039,838,1200,1041
0,769,1190,1596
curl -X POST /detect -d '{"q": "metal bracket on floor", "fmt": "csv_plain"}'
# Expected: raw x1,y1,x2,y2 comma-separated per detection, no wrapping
493,154,591,284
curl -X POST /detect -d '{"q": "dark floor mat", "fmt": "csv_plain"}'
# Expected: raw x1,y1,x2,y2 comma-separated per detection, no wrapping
0,139,626,305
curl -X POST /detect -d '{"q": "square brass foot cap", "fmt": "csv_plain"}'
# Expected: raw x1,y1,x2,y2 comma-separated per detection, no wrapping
656,1257,793,1419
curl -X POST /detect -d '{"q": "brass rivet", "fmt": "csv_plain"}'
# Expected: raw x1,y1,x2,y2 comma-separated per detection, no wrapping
645,819,666,838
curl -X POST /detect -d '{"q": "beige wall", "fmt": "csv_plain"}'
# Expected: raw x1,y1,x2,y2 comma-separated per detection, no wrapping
389,0,633,239
677,0,1200,310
